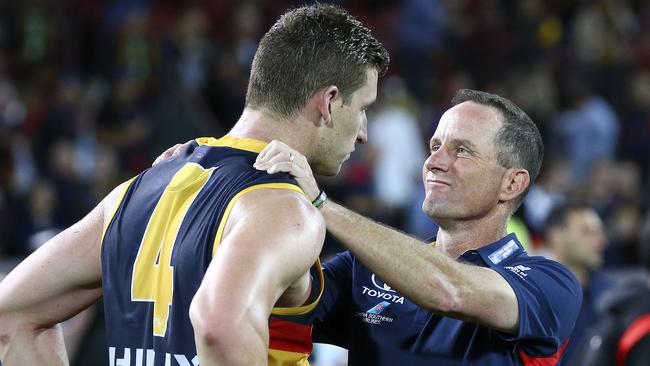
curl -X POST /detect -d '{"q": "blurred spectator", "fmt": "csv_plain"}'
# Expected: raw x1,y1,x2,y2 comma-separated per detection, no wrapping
367,76,426,228
45,138,96,227
578,160,644,267
550,79,619,183
24,179,60,251
230,1,263,69
605,201,643,267
568,211,650,366
8,133,36,196
113,8,159,83
509,62,558,131
171,7,214,95
522,158,571,236
97,76,154,174
395,0,446,100
543,204,613,365
0,79,27,130
569,0,638,68
202,50,247,130
620,71,650,176
405,185,439,240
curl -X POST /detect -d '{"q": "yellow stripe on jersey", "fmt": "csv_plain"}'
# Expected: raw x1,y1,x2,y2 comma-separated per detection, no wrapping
272,258,324,316
132,163,215,337
196,135,268,153
211,183,304,257
268,348,311,366
100,176,137,249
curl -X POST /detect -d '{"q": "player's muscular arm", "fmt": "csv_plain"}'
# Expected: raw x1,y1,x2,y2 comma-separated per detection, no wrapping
189,189,325,366
0,183,125,365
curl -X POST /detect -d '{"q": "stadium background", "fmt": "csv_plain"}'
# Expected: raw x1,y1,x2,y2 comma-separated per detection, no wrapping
1,0,649,364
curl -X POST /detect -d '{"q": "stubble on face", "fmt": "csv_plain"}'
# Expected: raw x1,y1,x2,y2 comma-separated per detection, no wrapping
421,102,507,224
311,69,377,176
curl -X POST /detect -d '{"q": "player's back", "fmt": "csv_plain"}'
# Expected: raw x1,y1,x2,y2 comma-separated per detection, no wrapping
100,136,305,365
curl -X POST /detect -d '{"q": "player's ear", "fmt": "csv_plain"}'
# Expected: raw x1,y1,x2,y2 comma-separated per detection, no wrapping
316,86,339,125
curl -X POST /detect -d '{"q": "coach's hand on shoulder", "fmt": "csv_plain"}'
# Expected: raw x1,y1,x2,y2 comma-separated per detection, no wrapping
254,140,320,201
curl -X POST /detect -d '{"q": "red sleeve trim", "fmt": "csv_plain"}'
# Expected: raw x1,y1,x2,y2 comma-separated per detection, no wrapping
519,338,569,366
617,313,650,366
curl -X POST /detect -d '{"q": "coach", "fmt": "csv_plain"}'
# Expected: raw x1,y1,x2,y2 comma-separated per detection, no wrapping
255,89,582,365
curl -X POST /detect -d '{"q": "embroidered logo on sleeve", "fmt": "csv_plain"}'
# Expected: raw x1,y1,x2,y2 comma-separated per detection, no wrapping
505,265,531,279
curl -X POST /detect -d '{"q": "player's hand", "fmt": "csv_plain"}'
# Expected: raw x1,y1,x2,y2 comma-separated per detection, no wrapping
254,140,320,201
152,140,193,166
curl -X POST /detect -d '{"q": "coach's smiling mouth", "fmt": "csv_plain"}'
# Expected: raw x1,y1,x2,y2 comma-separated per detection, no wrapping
427,179,451,186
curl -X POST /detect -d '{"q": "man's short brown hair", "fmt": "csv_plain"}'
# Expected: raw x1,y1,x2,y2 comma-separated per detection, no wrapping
246,4,389,118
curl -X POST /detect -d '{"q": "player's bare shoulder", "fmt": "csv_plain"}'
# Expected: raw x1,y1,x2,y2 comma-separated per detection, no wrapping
227,188,325,255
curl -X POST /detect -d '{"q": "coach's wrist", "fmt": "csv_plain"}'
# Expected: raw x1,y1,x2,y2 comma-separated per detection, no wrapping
296,179,320,203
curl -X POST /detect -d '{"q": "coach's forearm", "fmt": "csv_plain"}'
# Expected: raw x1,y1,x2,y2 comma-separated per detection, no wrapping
319,200,467,313
0,323,69,366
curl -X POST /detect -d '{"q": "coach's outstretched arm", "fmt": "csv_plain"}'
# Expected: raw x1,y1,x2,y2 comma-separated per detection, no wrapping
0,183,127,365
189,188,325,365
255,141,521,334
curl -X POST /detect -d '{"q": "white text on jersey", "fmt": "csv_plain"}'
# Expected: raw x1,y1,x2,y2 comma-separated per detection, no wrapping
109,347,199,366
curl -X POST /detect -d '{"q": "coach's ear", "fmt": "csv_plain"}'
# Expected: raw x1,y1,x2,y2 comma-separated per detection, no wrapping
316,85,339,125
498,168,529,204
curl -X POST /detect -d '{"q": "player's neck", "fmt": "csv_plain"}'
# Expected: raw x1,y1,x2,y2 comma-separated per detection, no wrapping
229,107,313,156
435,212,509,259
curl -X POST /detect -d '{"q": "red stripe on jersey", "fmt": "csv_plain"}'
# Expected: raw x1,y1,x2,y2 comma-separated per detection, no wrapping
519,338,569,366
617,313,650,366
269,318,313,355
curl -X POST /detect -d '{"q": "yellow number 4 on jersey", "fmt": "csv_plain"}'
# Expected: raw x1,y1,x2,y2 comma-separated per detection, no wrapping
131,163,214,337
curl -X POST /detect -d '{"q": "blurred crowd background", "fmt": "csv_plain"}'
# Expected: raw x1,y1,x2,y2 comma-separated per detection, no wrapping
1,0,650,365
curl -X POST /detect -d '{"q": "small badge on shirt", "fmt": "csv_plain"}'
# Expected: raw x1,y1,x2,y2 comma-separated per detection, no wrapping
487,239,519,265
355,301,394,325
367,301,391,314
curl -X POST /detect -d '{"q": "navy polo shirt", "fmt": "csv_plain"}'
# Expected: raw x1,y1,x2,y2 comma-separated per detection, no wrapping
313,233,582,366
